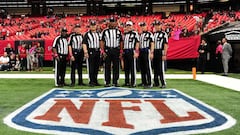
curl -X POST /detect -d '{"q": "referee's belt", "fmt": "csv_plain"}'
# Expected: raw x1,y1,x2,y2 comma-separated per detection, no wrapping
89,48,100,51
58,54,68,57
106,47,120,50
154,49,164,51
124,49,134,53
140,48,149,52
73,49,82,52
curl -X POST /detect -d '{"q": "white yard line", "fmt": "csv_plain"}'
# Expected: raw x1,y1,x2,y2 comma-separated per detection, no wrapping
196,74,240,92
0,74,239,92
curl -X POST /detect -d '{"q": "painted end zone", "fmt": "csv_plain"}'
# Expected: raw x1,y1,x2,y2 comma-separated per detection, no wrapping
3,87,236,135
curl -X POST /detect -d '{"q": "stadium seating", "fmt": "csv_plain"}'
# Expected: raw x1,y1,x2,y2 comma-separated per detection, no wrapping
1,14,205,41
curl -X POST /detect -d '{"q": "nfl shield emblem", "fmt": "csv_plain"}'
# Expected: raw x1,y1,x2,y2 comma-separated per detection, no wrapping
4,87,236,135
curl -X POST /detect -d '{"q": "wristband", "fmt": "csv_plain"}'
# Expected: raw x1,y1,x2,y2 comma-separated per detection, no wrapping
100,49,105,54
120,49,123,54
135,49,139,54
54,53,58,57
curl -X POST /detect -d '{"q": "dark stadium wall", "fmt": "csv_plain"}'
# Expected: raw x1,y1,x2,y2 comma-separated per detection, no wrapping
203,22,240,73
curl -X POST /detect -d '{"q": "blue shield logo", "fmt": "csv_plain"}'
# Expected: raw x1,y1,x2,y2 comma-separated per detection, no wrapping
4,87,236,135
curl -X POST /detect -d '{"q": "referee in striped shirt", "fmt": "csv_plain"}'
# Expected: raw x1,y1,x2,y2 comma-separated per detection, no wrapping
153,20,168,88
123,21,140,87
101,17,123,87
83,20,101,87
139,22,154,88
52,28,74,87
68,24,85,87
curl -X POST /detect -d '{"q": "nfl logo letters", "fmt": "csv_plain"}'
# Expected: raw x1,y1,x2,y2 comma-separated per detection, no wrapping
4,87,236,135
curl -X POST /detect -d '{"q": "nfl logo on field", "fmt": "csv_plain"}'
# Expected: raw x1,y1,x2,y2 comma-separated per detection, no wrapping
4,87,236,135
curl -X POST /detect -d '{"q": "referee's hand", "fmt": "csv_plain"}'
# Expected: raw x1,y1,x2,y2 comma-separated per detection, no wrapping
70,56,75,61
162,55,167,61
150,53,154,60
55,56,60,61
134,52,139,58
84,52,89,58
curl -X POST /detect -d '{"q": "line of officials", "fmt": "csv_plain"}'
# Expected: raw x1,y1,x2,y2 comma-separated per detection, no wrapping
52,17,168,88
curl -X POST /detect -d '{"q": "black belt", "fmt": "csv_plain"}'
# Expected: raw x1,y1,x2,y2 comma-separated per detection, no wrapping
140,48,149,51
106,47,120,49
89,48,100,51
73,49,82,52
154,49,163,51
124,49,134,53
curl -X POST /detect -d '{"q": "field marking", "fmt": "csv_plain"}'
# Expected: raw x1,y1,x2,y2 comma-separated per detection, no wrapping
0,74,239,92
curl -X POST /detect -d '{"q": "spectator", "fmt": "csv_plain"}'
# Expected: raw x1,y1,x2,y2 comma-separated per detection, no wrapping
14,55,21,71
165,24,172,38
0,52,10,71
197,38,209,74
180,26,190,37
27,44,37,71
191,24,200,36
9,53,16,71
222,38,232,76
4,43,14,56
18,43,27,71
172,25,181,40
215,40,223,73
36,42,44,71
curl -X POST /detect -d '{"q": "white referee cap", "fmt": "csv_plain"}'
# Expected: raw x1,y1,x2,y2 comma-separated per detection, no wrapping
126,21,133,26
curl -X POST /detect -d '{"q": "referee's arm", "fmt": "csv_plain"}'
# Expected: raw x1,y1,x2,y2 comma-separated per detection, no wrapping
150,41,154,60
68,45,74,61
82,34,89,58
163,33,168,60
134,42,140,58
52,37,59,60
163,43,168,60
100,30,106,52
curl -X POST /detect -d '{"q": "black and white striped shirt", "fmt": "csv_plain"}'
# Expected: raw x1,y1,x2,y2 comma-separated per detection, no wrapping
153,31,168,50
124,31,139,49
52,36,69,55
101,28,123,48
82,31,101,48
68,33,83,50
139,31,154,49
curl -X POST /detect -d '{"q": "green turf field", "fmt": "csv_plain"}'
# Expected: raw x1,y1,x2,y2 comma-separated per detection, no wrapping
0,78,239,135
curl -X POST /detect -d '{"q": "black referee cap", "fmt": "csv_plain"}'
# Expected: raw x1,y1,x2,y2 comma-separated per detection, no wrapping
139,22,146,27
153,20,162,26
61,27,68,32
90,20,96,26
109,17,116,22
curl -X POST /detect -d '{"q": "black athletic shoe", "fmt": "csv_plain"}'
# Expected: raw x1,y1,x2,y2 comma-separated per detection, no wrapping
160,85,166,88
70,84,75,87
104,84,111,87
123,83,130,87
112,84,120,87
130,85,136,88
63,83,69,86
89,83,95,87
144,85,152,89
78,83,86,86
94,82,101,86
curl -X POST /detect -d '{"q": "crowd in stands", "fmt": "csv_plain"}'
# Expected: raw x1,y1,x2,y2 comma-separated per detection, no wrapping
0,13,206,41
1,10,240,71
204,10,240,32
0,42,44,71
1,10,240,41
